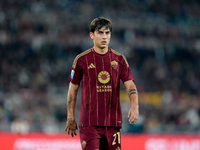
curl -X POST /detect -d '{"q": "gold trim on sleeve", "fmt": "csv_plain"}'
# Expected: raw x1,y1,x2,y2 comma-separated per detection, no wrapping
72,49,91,68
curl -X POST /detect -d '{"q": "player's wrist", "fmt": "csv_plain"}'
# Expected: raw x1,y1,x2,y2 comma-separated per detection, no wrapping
67,116,75,121
131,104,139,109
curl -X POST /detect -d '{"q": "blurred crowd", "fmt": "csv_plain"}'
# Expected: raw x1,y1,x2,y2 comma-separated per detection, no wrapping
0,0,200,133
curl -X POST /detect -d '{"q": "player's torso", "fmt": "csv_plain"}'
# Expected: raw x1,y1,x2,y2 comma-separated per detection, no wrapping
78,48,124,127
80,48,122,93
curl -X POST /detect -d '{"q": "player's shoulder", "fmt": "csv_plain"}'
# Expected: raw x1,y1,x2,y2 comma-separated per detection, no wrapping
110,48,123,56
72,48,92,68
110,48,129,67
76,48,92,59
110,48,127,60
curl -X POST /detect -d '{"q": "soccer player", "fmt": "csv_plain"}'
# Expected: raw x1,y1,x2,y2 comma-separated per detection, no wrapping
65,17,139,150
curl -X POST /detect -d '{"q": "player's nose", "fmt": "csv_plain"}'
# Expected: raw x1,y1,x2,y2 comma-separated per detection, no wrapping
102,33,108,39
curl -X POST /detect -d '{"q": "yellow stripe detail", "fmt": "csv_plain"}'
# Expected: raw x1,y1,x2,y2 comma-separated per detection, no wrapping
109,49,120,127
108,52,112,126
116,97,118,127
86,57,91,126
93,53,98,125
102,57,107,126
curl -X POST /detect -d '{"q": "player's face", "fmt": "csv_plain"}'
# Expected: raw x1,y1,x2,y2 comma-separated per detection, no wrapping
90,26,111,49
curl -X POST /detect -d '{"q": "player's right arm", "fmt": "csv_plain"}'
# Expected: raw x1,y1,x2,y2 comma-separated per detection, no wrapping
65,82,79,137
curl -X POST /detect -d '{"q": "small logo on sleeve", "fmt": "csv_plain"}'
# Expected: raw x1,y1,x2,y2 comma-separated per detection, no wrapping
71,70,75,79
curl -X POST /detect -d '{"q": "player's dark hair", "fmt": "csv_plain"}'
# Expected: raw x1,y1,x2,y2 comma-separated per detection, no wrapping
90,17,112,33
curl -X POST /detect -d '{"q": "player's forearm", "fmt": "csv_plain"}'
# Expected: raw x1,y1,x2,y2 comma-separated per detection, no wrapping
129,92,138,109
67,83,79,121
67,93,77,121
126,82,139,108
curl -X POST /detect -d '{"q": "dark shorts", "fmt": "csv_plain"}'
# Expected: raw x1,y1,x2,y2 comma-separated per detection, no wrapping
79,126,121,150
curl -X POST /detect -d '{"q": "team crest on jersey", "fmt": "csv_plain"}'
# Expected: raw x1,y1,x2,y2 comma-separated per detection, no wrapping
111,61,118,69
116,146,121,150
98,71,110,84
71,70,75,79
82,141,86,148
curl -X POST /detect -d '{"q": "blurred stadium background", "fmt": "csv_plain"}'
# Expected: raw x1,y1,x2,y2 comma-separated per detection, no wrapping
0,0,200,149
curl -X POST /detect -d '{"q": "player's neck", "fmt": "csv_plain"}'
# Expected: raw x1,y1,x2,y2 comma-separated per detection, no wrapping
93,46,108,54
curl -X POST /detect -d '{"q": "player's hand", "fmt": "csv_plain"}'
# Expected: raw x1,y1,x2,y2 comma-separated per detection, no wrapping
65,119,78,137
127,106,139,124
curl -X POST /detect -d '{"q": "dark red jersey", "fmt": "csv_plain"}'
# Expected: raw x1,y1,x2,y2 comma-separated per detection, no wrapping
69,47,134,128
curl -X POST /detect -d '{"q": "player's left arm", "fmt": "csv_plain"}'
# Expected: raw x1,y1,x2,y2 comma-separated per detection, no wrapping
124,80,139,124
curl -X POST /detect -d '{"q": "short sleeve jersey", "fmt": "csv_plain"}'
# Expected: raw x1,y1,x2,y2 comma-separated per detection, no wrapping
69,48,134,128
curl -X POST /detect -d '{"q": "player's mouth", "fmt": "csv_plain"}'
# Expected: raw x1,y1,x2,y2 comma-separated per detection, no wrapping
101,41,107,45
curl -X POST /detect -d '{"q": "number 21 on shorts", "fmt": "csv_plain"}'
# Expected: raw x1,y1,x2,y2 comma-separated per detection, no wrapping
112,132,121,145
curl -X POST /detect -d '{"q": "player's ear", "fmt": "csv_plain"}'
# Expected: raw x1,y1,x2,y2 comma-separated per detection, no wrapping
90,32,94,39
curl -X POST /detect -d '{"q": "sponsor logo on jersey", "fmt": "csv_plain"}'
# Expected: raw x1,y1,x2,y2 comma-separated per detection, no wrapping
71,70,75,79
98,71,110,84
111,60,118,69
88,63,95,69
97,85,112,92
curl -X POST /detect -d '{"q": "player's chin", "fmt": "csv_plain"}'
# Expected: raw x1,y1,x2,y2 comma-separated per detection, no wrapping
100,45,107,49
